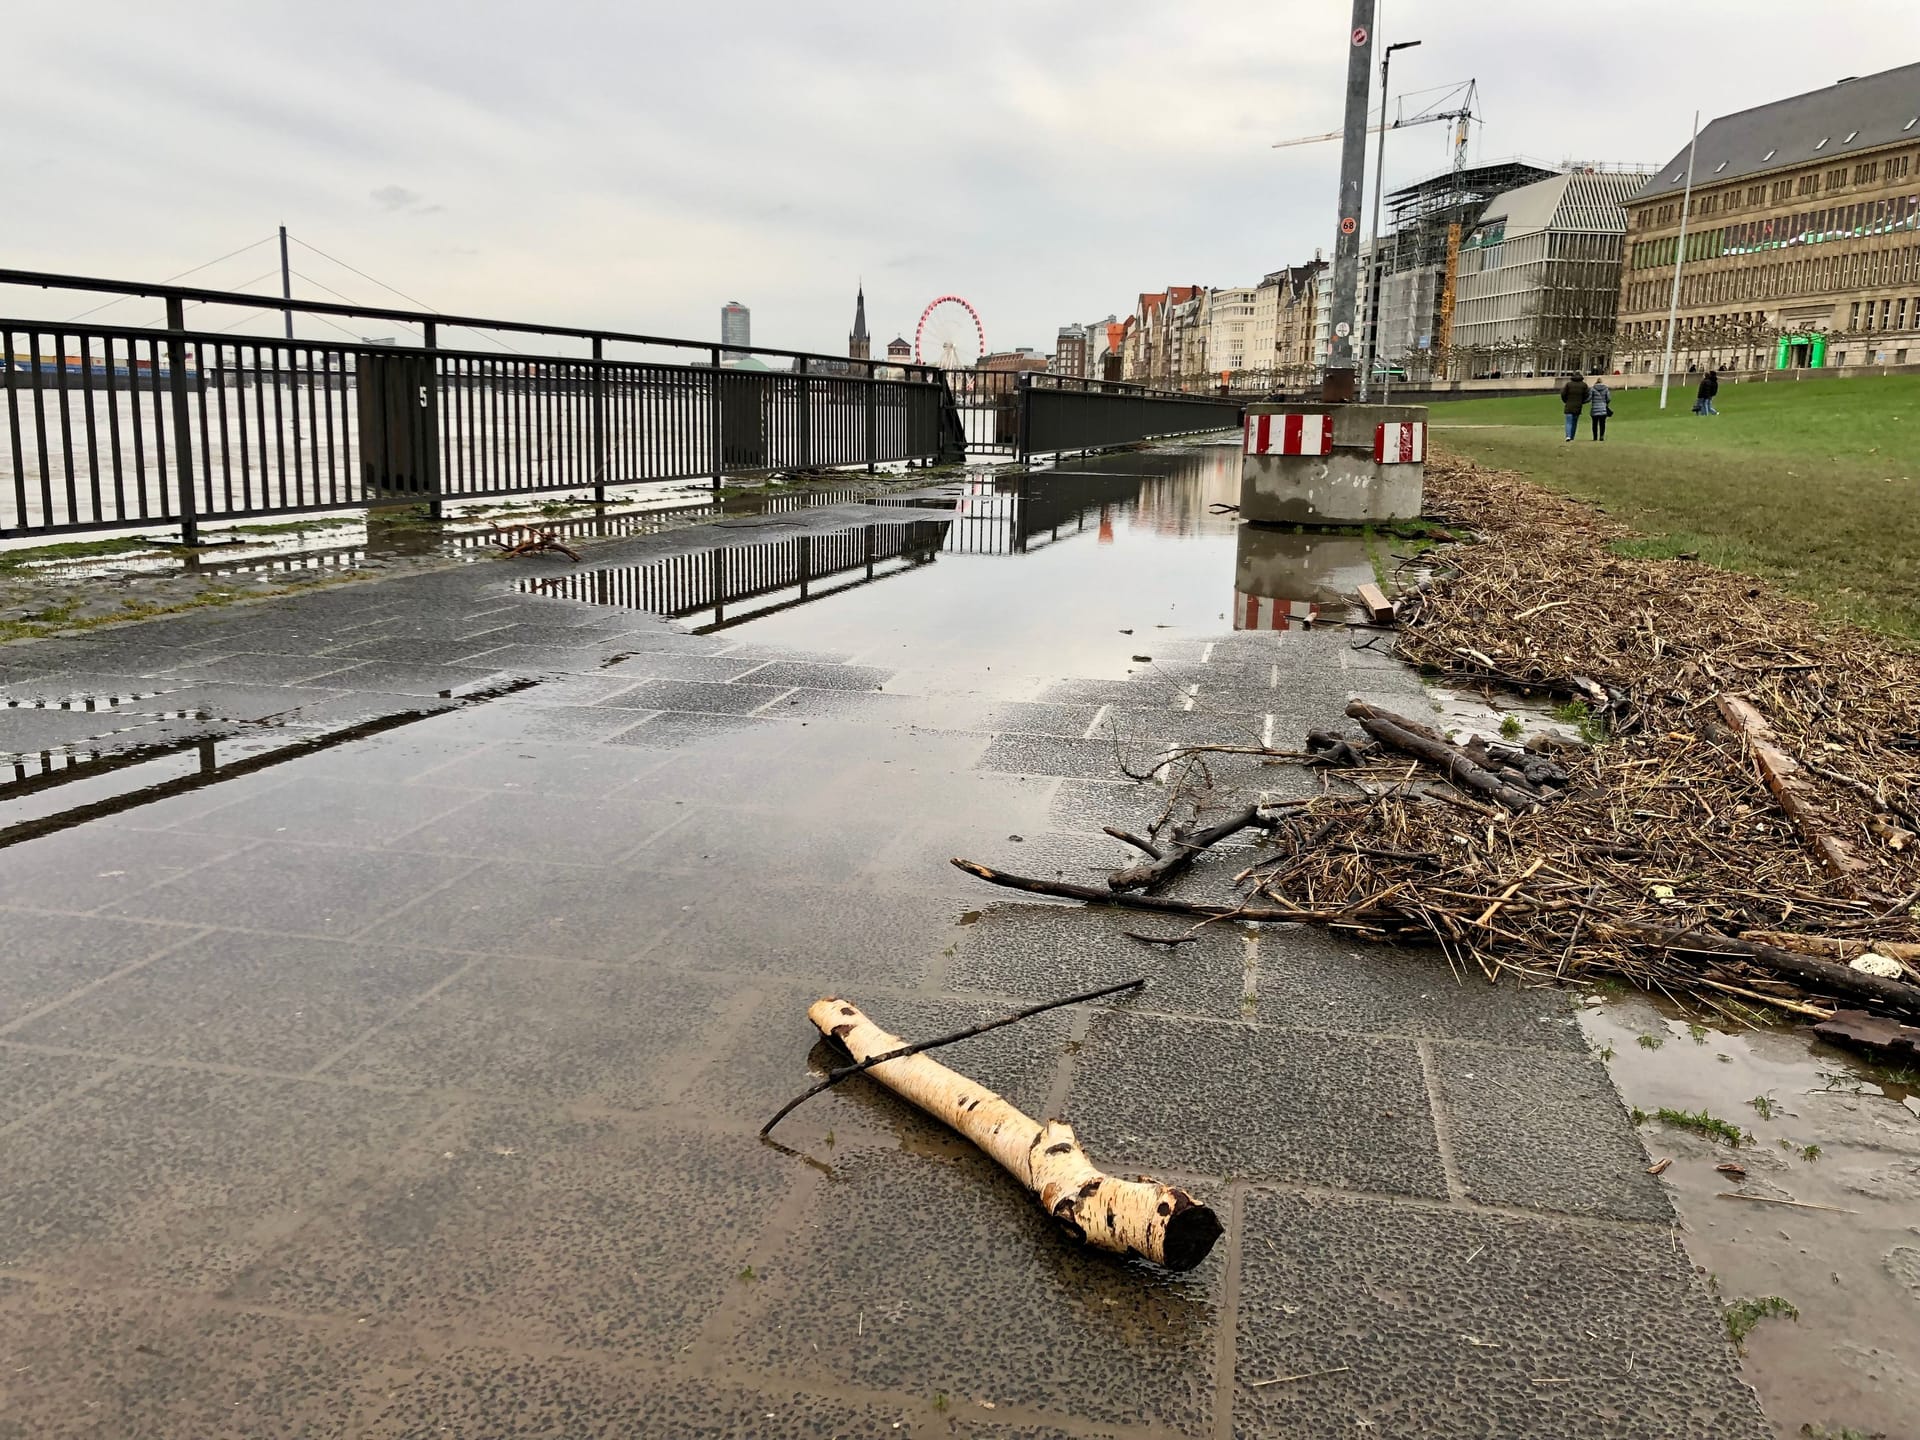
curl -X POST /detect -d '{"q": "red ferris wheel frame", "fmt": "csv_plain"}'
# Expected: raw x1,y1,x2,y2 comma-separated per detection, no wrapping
913,295,986,366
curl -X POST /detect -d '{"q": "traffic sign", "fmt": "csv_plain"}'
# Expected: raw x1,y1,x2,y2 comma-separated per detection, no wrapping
1335,322,1351,338
1352,26,1369,45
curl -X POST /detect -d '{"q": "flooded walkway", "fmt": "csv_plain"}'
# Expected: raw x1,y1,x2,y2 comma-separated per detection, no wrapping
0,442,1807,1436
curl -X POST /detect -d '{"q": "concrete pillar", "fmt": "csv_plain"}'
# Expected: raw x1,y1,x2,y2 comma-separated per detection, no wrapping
1240,402,1426,525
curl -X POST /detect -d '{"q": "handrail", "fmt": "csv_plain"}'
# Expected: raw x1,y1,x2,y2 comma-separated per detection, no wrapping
0,268,938,380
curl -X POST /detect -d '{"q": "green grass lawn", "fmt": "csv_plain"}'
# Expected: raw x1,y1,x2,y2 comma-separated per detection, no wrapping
1431,374,1920,641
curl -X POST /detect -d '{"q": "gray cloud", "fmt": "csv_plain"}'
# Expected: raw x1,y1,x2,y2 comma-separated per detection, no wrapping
371,185,441,215
4,1,1917,356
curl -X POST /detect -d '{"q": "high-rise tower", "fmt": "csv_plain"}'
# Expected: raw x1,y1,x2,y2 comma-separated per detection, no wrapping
847,284,870,361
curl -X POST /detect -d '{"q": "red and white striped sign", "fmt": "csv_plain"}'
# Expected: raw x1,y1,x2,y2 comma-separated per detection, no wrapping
1373,421,1427,464
1245,413,1332,456
1236,593,1319,631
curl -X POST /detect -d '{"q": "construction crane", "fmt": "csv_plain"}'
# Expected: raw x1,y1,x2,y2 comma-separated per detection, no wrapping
1274,80,1480,356
1271,79,1478,169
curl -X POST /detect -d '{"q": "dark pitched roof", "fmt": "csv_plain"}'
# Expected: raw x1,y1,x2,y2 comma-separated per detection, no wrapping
850,284,868,342
1636,62,1920,201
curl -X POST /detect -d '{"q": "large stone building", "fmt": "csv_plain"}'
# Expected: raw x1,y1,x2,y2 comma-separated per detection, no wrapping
1053,324,1089,377
1449,168,1652,376
1615,63,1920,374
1203,286,1254,379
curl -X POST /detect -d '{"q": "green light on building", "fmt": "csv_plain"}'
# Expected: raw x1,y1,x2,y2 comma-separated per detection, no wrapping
1774,333,1827,370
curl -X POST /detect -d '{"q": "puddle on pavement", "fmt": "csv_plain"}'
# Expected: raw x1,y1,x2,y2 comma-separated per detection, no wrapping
0,678,536,845
1585,994,1920,1437
515,445,1402,690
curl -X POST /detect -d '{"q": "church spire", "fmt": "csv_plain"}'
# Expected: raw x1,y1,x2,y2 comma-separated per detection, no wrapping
848,281,870,360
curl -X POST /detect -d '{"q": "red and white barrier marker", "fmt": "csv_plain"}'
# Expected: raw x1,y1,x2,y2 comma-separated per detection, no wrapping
1235,593,1318,631
1245,413,1332,456
1373,421,1427,464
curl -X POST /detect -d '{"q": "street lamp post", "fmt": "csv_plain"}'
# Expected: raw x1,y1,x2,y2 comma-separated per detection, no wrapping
1360,36,1421,403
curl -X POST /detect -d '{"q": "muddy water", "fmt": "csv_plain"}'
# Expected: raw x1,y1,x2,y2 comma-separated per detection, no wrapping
1586,998,1920,1438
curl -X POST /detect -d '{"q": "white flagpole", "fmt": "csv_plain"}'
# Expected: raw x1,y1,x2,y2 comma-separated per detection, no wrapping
1658,111,1700,411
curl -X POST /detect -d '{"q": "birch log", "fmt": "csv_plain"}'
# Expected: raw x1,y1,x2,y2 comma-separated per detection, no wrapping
808,997,1223,1271
1717,694,1872,896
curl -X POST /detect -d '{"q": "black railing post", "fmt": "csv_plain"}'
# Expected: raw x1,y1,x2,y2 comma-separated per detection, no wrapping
590,336,606,506
163,296,198,546
1016,371,1033,464
422,319,443,520
864,362,877,474
710,345,724,492
796,356,810,471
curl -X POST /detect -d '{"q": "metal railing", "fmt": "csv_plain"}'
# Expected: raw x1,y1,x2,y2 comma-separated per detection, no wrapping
520,519,950,631
1015,372,1243,460
1,269,957,544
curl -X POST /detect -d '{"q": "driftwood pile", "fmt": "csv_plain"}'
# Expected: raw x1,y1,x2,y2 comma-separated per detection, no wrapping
960,455,1920,1026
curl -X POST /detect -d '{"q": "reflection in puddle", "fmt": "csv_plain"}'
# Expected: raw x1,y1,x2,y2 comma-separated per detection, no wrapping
520,520,951,632
1233,529,1373,631
519,445,1404,681
1586,995,1920,1437
0,679,536,846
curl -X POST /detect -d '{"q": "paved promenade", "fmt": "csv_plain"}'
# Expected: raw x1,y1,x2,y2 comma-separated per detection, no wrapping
0,467,1768,1437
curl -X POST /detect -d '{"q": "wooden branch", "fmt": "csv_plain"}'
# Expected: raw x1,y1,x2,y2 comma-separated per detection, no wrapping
804,997,1223,1271
1103,826,1162,859
1344,700,1542,811
1716,695,1871,897
1108,805,1261,893
760,977,1143,1138
1611,920,1920,1016
952,858,1375,923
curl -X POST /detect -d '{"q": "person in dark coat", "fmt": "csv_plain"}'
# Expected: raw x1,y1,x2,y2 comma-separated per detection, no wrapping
1695,369,1720,415
1560,373,1590,442
1588,375,1612,441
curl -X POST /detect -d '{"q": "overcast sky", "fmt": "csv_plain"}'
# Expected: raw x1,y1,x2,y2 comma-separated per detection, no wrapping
7,1,1919,358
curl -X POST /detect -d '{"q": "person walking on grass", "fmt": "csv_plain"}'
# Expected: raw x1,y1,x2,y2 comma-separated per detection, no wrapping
1694,368,1720,416
1560,372,1590,442
1589,374,1612,441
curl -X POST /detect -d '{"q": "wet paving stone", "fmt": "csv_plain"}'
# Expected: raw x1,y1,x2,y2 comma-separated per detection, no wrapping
756,686,918,723
0,1047,114,1127
1068,1010,1449,1197
949,903,1249,1020
654,881,966,988
0,827,245,913
977,733,1155,782
237,1109,790,1360
595,650,768,681
0,914,194,1030
0,1283,408,1440
358,857,697,963
729,1147,1220,1434
10,930,466,1073
353,1359,912,1440
735,659,892,692
606,709,792,749
385,789,685,865
1232,1189,1770,1440
178,773,479,848
1251,927,1588,1052
637,805,894,882
166,650,378,686
0,1066,433,1291
1430,1042,1673,1221
411,734,671,790
101,840,477,938
332,958,735,1107
606,677,793,714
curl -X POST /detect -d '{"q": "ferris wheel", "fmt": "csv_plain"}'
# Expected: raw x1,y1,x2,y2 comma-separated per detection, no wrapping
914,295,986,368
